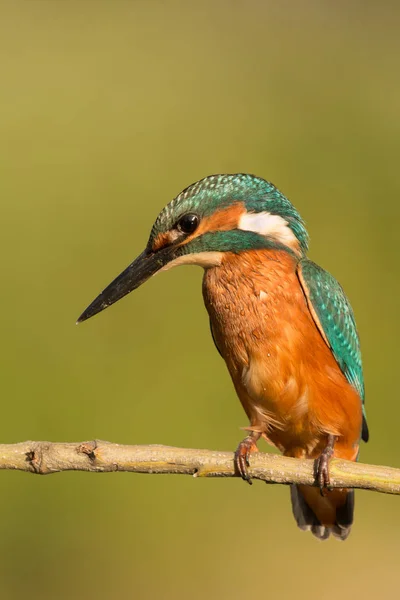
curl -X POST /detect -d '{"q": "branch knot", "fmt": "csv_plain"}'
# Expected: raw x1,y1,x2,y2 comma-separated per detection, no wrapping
77,440,98,461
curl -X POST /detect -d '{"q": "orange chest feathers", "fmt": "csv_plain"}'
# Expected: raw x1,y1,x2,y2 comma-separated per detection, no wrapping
202,249,362,458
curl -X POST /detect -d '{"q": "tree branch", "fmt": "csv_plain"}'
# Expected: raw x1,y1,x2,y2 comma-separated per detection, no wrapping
0,440,398,494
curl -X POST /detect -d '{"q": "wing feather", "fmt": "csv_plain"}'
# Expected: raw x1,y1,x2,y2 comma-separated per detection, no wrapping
297,259,368,442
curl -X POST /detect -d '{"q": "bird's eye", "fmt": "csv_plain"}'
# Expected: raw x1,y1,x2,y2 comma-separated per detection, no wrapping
177,213,199,234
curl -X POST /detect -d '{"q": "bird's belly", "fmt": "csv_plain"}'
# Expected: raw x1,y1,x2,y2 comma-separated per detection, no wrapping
225,332,359,459
238,354,326,455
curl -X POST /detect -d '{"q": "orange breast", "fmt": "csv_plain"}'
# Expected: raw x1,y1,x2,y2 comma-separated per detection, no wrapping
203,249,362,461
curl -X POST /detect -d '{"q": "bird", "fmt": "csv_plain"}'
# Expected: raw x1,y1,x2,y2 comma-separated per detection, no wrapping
78,173,368,540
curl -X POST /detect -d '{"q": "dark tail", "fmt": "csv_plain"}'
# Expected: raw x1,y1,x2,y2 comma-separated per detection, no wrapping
290,484,354,541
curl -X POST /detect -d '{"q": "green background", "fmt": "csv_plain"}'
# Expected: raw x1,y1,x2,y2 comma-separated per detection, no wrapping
1,2,399,598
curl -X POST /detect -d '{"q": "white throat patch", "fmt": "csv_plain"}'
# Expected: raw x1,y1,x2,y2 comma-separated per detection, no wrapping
238,211,299,251
159,251,223,273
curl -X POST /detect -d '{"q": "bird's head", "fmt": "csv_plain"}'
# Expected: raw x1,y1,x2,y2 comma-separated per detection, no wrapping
78,174,308,322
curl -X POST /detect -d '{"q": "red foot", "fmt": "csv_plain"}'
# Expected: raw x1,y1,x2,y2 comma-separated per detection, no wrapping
234,436,259,485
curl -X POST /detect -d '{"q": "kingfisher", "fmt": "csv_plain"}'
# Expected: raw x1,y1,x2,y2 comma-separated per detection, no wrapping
78,174,368,540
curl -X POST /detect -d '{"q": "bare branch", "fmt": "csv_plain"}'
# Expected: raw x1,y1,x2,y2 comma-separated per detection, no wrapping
0,440,398,494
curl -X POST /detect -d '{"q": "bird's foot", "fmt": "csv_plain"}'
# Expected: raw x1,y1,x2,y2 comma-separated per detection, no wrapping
315,434,336,496
234,434,260,485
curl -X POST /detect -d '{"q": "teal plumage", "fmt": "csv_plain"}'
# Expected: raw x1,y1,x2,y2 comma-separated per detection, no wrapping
298,259,369,442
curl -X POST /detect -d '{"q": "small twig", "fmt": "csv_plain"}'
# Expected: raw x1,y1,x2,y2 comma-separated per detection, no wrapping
0,440,398,494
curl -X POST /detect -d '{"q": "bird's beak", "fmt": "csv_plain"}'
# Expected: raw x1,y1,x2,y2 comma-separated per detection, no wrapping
77,244,177,323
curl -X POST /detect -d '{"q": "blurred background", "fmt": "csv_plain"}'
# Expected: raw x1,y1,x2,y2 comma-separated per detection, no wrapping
1,1,399,598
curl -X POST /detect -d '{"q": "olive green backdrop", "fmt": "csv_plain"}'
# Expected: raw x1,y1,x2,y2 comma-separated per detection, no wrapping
1,2,399,599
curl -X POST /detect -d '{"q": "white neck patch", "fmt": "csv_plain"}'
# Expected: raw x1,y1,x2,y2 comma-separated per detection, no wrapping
238,211,299,251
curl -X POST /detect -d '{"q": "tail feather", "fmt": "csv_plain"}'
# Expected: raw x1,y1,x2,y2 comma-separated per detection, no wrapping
290,484,354,541
334,488,354,540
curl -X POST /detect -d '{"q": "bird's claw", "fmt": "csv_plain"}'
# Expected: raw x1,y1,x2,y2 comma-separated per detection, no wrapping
234,436,259,484
316,454,331,496
315,435,336,496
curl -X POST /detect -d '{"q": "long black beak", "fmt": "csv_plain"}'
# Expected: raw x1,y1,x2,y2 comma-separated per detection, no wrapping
77,245,177,323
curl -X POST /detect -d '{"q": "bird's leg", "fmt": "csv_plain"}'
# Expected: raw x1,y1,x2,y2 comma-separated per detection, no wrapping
315,434,336,496
234,430,261,485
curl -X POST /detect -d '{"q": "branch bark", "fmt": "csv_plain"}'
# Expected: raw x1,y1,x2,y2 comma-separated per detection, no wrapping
0,440,399,494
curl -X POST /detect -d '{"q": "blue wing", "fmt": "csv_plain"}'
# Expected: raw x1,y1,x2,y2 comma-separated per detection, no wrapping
297,259,368,442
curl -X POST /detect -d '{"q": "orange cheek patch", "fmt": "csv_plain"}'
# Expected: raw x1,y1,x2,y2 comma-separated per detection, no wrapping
198,202,246,234
153,202,246,252
181,202,246,246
